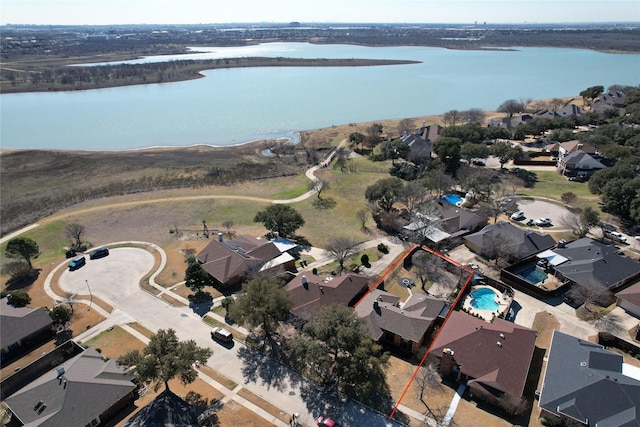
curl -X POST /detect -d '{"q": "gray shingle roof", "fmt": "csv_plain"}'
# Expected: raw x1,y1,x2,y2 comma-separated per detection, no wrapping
4,348,135,427
0,298,52,350
464,221,556,260
539,331,640,426
124,389,199,427
553,238,640,289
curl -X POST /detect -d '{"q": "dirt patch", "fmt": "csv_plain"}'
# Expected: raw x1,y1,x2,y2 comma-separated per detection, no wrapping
83,325,147,359
236,388,290,424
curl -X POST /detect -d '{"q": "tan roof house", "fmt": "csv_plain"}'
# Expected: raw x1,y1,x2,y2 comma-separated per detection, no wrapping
285,272,370,321
615,281,640,319
355,289,447,354
430,311,537,405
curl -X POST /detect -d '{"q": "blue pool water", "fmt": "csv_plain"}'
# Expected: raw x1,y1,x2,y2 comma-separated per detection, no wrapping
516,266,548,284
443,194,464,205
470,288,499,311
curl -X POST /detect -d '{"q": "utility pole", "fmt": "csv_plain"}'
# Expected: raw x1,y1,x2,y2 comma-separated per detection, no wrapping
85,280,93,311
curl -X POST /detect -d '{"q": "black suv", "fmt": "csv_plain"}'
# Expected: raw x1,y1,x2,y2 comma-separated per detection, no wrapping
89,247,109,259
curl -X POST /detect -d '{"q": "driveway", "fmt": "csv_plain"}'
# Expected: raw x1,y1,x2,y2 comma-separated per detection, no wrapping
510,197,571,231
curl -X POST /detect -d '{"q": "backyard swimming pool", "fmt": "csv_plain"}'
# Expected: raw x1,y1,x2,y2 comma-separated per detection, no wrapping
470,288,499,311
516,266,548,285
443,194,464,205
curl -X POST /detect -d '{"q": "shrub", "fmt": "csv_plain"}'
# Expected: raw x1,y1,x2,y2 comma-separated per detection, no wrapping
7,290,31,307
361,254,369,265
377,243,389,253
312,267,318,275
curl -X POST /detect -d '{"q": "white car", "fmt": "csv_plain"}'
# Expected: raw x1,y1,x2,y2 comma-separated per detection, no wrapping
510,211,525,221
605,231,627,243
533,218,552,226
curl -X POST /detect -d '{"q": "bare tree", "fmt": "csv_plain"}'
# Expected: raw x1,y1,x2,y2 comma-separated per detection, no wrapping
561,207,600,238
413,363,448,424
497,99,525,118
221,220,236,239
443,109,461,127
549,98,565,112
397,118,414,135
426,164,454,197
462,108,485,125
499,394,529,416
309,177,329,200
401,181,429,216
412,250,443,291
65,223,86,248
325,237,359,271
356,209,369,231
570,281,614,320
483,232,517,265
519,96,534,113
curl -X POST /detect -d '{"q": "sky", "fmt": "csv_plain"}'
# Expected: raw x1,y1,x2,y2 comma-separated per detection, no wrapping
1,0,638,26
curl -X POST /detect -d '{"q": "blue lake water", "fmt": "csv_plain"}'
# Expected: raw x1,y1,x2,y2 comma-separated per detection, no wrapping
1,43,639,150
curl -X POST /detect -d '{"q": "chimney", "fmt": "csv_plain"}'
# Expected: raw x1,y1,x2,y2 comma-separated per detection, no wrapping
302,275,308,289
218,232,223,242
440,348,455,376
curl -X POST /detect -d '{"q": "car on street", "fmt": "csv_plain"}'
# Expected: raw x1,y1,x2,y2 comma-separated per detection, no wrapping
533,218,552,226
510,211,525,221
605,231,627,243
317,416,337,427
89,247,109,259
211,327,233,343
526,219,535,226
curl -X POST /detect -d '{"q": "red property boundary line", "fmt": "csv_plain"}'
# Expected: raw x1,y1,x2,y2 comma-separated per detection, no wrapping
388,245,475,421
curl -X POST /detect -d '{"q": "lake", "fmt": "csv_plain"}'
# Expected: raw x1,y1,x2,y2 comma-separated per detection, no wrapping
1,43,638,150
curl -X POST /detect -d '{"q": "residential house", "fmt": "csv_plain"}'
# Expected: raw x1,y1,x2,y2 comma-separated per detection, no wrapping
538,330,640,426
430,311,537,405
403,202,488,247
545,238,640,293
196,234,295,286
616,281,640,319
464,221,556,262
557,150,608,178
489,114,534,132
3,347,136,427
0,297,53,364
401,132,432,161
355,289,447,354
537,103,586,118
285,272,370,322
591,90,626,114
124,389,199,427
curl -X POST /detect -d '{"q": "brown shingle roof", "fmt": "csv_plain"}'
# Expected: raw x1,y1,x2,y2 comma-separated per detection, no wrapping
615,281,640,307
285,272,370,321
431,311,536,397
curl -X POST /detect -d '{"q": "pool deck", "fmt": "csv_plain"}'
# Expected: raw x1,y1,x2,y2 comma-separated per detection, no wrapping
462,285,512,322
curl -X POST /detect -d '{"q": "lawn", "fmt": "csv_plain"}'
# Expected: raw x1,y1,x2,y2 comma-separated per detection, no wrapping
83,325,147,359
518,170,600,211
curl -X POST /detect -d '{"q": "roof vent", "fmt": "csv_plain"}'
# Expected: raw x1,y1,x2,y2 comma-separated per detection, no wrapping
499,333,505,339
497,341,502,347
580,362,587,367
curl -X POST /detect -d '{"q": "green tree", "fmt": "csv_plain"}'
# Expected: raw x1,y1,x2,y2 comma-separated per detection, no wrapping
7,290,31,307
301,304,389,402
229,277,293,340
580,85,604,104
459,143,490,163
253,204,305,238
364,177,404,212
561,207,600,238
432,137,462,175
380,139,410,164
184,262,210,294
49,305,71,326
491,141,523,168
5,237,39,269
348,132,365,148
117,328,212,392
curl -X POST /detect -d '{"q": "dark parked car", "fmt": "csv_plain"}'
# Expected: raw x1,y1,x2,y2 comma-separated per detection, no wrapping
89,247,110,259
68,255,86,271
